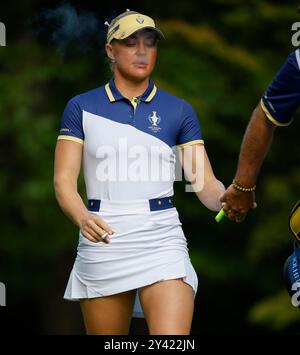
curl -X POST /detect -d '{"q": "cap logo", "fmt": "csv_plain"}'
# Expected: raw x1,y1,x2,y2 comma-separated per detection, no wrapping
120,31,126,39
136,16,145,24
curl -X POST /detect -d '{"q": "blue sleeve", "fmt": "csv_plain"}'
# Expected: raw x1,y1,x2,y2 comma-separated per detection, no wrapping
57,96,84,143
176,100,204,147
261,50,300,126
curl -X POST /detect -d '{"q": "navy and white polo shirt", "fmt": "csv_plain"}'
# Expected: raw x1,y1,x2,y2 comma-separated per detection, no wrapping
58,79,204,201
261,49,300,126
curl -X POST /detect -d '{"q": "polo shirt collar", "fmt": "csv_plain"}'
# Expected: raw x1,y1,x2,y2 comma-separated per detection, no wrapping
105,78,157,103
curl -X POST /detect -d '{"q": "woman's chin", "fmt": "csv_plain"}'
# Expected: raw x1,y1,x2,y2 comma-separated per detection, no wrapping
128,71,151,82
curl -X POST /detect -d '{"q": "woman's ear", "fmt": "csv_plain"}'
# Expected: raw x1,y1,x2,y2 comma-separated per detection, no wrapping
105,43,115,62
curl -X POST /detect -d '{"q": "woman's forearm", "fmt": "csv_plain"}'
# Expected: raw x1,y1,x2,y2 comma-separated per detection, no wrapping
195,178,225,211
180,144,225,211
54,178,89,227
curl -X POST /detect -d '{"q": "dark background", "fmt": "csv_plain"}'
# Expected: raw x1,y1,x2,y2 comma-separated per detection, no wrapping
0,0,300,334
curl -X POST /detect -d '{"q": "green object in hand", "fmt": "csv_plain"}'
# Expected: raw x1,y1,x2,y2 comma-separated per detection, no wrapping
215,209,225,223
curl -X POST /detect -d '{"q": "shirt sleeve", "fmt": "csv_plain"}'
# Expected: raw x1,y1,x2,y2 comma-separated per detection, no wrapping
57,96,84,144
260,50,300,126
176,100,204,148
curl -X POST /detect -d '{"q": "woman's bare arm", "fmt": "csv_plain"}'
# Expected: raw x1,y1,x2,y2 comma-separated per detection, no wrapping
54,140,88,226
179,144,225,211
54,140,114,243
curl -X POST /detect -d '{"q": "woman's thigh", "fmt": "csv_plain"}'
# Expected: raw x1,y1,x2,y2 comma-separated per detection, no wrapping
80,289,136,335
138,278,195,335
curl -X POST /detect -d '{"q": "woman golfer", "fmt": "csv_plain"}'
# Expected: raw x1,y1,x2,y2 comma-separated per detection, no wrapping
54,10,225,335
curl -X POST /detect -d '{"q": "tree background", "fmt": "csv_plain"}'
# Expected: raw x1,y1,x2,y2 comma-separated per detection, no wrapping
0,0,300,334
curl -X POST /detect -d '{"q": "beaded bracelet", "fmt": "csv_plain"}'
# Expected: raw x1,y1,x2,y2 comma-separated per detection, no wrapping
232,179,256,192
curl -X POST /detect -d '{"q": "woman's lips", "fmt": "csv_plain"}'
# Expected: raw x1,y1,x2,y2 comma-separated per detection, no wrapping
133,63,148,68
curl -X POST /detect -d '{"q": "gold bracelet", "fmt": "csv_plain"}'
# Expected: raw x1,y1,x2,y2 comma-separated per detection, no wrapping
232,179,256,192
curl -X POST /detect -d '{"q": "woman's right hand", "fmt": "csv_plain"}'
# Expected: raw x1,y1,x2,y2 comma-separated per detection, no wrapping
80,214,115,243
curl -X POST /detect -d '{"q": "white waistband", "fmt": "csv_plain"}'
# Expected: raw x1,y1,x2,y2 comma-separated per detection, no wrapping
99,198,151,213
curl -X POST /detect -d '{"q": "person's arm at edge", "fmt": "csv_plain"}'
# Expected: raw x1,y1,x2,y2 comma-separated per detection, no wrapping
220,103,276,221
234,103,276,187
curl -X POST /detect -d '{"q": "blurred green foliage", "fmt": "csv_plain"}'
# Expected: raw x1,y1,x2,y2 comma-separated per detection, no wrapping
1,0,300,334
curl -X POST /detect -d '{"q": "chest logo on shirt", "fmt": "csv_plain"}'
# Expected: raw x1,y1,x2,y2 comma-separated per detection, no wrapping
148,111,162,133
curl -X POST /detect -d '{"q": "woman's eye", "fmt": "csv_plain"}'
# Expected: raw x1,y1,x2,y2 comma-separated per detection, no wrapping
145,38,157,47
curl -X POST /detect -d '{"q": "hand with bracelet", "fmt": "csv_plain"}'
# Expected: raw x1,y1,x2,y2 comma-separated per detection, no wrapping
219,180,257,223
218,49,300,223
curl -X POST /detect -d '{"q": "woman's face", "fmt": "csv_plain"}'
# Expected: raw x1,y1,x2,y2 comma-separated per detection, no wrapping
106,30,158,82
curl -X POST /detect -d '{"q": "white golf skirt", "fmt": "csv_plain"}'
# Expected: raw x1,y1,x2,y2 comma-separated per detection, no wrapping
63,198,198,318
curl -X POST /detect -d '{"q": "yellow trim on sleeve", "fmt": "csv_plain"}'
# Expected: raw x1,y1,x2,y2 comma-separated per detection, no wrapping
57,135,84,144
260,99,292,127
105,83,115,102
177,139,204,148
145,86,157,102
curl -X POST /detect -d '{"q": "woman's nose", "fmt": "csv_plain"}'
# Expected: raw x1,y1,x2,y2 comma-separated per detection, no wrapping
136,42,146,55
